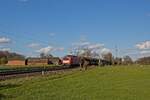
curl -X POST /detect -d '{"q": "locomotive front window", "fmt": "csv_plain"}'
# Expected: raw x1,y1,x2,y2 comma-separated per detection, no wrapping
63,58,69,60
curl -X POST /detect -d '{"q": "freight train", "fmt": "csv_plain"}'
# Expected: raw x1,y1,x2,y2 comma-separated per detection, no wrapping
7,55,111,67
62,55,112,67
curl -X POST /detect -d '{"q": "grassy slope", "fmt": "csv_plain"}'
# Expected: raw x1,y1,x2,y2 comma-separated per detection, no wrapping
1,65,150,100
0,65,59,73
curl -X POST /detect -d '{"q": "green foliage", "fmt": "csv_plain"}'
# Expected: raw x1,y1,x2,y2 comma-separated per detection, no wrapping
0,51,25,61
0,57,8,65
1,65,150,100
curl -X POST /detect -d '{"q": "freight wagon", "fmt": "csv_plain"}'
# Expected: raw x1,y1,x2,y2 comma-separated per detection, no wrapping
7,60,26,66
6,57,62,66
26,58,49,65
26,57,62,66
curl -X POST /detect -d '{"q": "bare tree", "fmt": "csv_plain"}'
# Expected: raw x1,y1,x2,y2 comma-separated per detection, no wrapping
123,55,133,65
78,48,92,58
112,57,122,65
102,52,113,62
40,53,53,58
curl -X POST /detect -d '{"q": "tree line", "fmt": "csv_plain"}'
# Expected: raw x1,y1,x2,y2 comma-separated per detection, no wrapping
0,51,25,65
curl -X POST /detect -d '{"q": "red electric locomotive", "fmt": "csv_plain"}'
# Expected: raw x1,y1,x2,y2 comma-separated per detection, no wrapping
62,55,80,66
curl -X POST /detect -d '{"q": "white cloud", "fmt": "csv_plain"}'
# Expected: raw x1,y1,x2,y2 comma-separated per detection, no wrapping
146,13,150,17
0,48,11,51
36,46,64,54
18,0,29,2
49,33,56,37
28,43,40,49
36,46,54,54
55,47,64,51
140,50,150,54
122,49,150,60
136,41,150,50
73,42,90,47
0,37,11,44
139,50,150,58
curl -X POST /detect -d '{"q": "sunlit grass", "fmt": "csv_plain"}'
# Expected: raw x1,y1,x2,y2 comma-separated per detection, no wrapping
0,65,150,100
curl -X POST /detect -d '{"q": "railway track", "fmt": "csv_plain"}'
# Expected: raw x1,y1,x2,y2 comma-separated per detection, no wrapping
0,66,80,80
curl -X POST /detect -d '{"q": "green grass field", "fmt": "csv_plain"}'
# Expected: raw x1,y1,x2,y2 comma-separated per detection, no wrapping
0,65,60,73
1,65,150,100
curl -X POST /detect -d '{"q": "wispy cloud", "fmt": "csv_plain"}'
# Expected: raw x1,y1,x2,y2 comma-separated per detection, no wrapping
72,42,90,48
121,41,150,59
49,33,56,37
0,37,11,44
136,41,150,50
36,46,64,54
140,50,150,54
0,48,11,51
18,0,29,2
28,43,41,49
36,46,53,54
55,47,64,51
146,13,150,17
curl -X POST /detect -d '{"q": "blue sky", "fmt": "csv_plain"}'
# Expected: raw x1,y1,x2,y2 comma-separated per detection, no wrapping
0,0,150,59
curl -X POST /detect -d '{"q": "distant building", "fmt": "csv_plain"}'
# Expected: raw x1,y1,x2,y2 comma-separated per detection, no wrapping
7,60,26,66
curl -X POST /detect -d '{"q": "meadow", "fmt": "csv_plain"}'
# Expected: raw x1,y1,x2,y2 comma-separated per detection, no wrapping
0,65,150,100
0,65,59,73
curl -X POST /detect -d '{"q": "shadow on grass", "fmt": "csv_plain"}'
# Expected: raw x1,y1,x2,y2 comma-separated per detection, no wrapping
0,94,6,100
0,84,21,100
0,84,21,90
0,94,16,100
